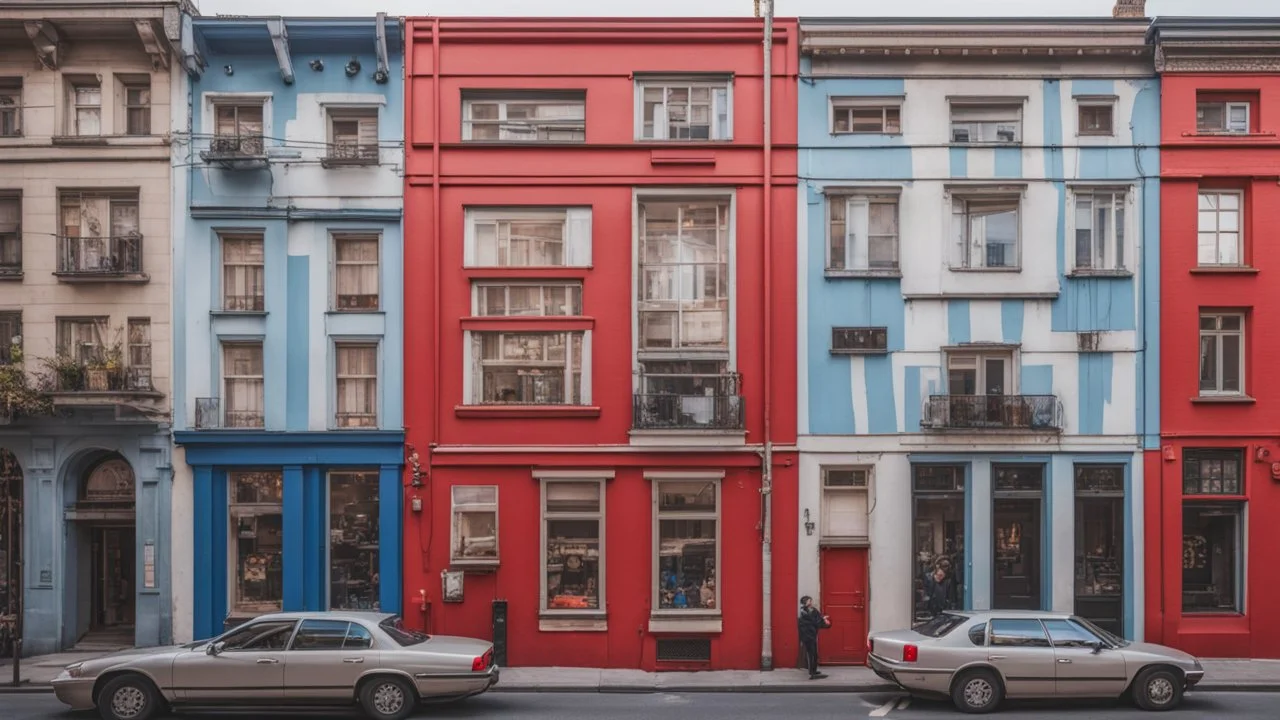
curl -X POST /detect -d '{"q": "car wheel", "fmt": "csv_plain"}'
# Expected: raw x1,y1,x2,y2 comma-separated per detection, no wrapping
951,668,1003,714
1134,667,1183,711
359,675,417,720
97,674,160,720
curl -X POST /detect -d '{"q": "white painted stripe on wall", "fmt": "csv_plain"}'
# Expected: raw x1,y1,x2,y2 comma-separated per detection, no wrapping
1106,353,1137,436
850,355,869,435
969,300,1003,343
904,300,947,353
966,147,996,179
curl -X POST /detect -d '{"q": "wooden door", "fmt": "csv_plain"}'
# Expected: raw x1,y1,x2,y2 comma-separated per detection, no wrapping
819,546,868,664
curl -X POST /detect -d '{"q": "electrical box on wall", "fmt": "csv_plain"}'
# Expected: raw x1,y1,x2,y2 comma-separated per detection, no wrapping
442,569,464,602
492,599,508,667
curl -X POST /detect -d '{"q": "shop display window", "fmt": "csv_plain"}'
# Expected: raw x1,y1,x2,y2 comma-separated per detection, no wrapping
542,481,603,611
911,465,965,624
1074,464,1124,635
1183,504,1243,613
230,471,283,614
655,480,719,611
451,486,498,564
329,471,380,610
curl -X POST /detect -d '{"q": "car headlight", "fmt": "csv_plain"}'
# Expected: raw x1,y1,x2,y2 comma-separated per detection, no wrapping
65,663,85,679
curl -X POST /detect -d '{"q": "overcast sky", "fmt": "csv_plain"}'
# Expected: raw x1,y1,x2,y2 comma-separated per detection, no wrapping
195,0,1277,19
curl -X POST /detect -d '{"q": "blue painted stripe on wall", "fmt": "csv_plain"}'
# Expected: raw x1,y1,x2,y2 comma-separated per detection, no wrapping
286,255,309,431
1071,79,1115,97
283,465,305,611
1079,147,1139,179
1078,353,1115,435
904,366,922,432
379,465,403,614
948,300,971,345
1021,365,1054,396
949,147,967,178
1053,277,1137,332
1000,300,1024,343
303,467,324,611
994,148,1022,178
864,355,898,434
192,466,213,638
1133,78,1162,448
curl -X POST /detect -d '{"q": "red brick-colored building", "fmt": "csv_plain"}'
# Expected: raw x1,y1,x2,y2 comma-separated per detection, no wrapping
1146,19,1280,658
402,17,799,670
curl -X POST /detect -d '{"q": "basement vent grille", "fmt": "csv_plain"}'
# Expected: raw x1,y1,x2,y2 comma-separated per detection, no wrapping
1077,331,1101,352
656,638,712,663
832,326,888,354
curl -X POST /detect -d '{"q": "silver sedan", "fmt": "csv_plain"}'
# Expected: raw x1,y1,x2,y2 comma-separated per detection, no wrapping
51,611,499,720
867,610,1203,713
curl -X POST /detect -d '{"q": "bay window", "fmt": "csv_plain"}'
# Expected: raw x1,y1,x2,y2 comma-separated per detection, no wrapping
450,485,498,564
542,480,604,612
230,470,284,615
654,479,719,612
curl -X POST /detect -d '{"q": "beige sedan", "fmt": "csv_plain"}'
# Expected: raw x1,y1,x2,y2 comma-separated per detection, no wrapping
52,611,499,720
867,610,1203,713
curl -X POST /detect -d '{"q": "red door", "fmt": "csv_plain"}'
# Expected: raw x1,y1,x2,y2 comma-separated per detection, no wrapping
819,546,868,664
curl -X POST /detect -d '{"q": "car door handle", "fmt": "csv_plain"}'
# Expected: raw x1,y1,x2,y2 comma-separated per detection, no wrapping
342,658,364,664
1058,659,1072,664
256,658,279,664
988,655,1006,661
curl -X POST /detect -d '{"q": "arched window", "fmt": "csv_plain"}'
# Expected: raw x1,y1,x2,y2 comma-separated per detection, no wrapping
82,457,134,504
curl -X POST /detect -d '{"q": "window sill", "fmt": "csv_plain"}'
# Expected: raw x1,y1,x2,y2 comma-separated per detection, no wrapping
1183,131,1277,139
210,310,268,317
648,615,723,634
1190,266,1259,275
948,267,1022,273
455,405,602,419
830,349,889,356
831,131,904,137
327,309,384,315
824,269,902,279
0,272,22,281
460,316,594,332
949,142,1023,148
450,560,499,573
539,615,608,632
462,267,591,279
1067,269,1133,278
1190,395,1256,404
819,536,870,548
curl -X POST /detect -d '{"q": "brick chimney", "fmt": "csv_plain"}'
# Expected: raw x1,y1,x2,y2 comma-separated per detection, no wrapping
1113,0,1145,18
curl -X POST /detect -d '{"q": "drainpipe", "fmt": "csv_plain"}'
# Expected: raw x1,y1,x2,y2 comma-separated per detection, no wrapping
429,18,443,634
759,0,775,672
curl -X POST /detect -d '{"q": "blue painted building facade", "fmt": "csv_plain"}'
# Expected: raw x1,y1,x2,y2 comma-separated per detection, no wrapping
170,16,405,641
795,19,1159,642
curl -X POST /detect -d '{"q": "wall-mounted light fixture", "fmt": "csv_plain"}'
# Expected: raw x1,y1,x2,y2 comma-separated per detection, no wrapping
803,509,815,536
344,58,361,77
223,64,234,76
309,59,324,71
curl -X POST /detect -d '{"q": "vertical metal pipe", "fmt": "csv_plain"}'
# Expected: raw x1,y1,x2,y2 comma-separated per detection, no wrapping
760,0,775,672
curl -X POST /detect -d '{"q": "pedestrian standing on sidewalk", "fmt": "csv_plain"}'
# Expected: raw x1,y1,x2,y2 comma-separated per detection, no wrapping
798,595,831,679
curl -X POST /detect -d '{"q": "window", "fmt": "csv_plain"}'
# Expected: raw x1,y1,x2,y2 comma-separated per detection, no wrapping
911,465,965,623
543,480,604,612
0,193,19,274
290,620,353,650
126,318,152,390
218,620,296,650
56,317,107,364
57,191,141,275
465,208,591,268
1197,99,1250,134
1042,619,1101,648
637,77,732,141
831,98,901,134
989,619,1051,647
967,622,987,646
947,351,1012,396
655,480,719,611
821,467,869,541
0,312,19,364
70,80,101,136
913,612,967,638
1197,191,1243,267
221,234,265,311
335,343,377,428
329,470,380,610
230,471,284,615
828,194,899,272
0,79,20,137
1077,101,1114,136
213,102,265,154
1074,465,1125,635
950,103,1021,144
380,617,429,646
450,486,498,564
333,234,379,310
463,91,585,142
1183,503,1243,613
327,108,378,162
474,282,582,317
124,81,151,136
343,624,374,649
223,342,264,428
952,195,1019,269
1182,449,1243,496
470,331,585,404
831,327,888,354
1073,190,1127,271
1199,313,1244,396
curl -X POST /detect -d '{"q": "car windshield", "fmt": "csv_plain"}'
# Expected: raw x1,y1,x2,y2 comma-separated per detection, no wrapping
1072,616,1130,648
380,617,430,647
912,612,968,638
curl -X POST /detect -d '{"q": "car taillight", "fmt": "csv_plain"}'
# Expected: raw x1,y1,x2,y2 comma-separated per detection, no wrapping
902,644,918,663
472,649,493,671
867,638,874,655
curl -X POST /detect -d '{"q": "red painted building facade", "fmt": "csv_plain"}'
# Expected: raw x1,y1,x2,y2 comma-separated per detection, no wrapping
1146,20,1280,658
402,17,800,670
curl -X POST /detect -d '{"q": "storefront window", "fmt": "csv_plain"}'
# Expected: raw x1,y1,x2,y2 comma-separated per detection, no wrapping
912,465,965,624
450,486,498,564
230,471,283,615
329,471,380,610
992,465,1044,611
1182,449,1244,614
543,481,603,611
655,480,719,611
1074,465,1124,636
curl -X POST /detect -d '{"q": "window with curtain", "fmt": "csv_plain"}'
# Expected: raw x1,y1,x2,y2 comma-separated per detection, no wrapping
334,234,380,310
0,194,19,274
336,343,377,427
223,342,264,427
221,234,265,311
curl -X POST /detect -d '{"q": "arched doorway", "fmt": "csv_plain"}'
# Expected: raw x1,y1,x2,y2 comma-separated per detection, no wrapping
0,449,21,658
68,454,136,647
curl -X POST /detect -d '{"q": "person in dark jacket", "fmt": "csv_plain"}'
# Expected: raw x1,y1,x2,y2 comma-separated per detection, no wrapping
797,595,830,679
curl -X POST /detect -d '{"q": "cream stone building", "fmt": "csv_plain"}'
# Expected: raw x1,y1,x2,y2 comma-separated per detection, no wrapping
0,0,198,655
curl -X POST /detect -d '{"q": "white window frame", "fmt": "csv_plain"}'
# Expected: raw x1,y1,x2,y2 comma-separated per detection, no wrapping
334,341,379,428
1076,99,1116,137
950,191,1022,270
635,76,733,141
450,485,499,566
1199,313,1246,397
462,92,586,142
949,101,1023,144
222,340,265,428
332,232,381,311
826,190,901,273
0,79,21,137
1197,100,1250,134
651,475,722,616
820,467,871,543
69,78,102,136
830,96,902,135
1197,190,1244,267
220,232,266,312
540,477,607,615
463,330,591,405
1070,187,1130,273
471,281,583,317
463,207,592,268
946,350,1017,396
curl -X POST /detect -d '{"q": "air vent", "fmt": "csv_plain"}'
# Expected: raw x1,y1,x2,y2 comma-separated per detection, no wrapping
832,326,888,354
1077,331,1101,352
656,638,712,663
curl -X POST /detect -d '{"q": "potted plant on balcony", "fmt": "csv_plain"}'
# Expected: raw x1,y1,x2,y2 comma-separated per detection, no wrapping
42,351,85,392
0,340,54,421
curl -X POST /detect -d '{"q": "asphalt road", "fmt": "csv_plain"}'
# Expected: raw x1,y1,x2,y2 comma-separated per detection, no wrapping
0,691,1277,719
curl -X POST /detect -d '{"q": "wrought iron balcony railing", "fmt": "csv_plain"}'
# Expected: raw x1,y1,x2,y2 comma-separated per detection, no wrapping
321,142,379,167
632,374,744,431
195,396,265,429
921,394,1063,432
200,135,268,168
55,235,143,278
50,365,154,393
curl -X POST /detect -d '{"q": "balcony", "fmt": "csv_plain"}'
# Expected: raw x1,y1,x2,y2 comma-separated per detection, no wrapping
55,235,146,282
321,142,379,168
46,365,162,409
200,135,268,169
194,397,264,429
921,394,1063,432
632,374,745,431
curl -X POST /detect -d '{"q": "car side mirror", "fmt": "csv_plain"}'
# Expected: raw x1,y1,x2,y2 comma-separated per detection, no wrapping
207,641,225,656
1090,641,1104,654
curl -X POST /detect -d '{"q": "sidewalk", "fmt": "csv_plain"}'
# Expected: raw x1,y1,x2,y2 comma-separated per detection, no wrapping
4,652,1280,693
